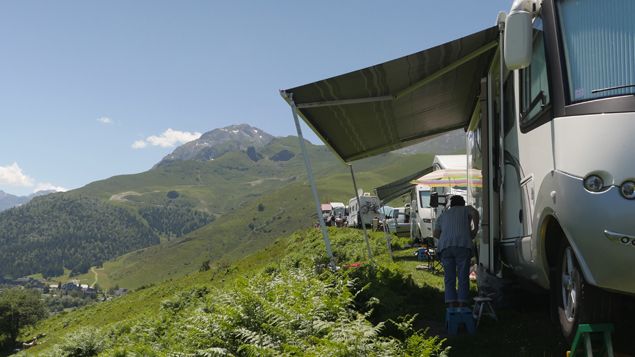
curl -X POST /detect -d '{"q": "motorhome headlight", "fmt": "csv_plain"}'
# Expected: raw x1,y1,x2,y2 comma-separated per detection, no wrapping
620,181,635,199
583,175,604,192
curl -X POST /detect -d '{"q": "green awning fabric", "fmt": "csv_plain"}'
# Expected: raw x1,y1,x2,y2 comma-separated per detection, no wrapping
281,27,498,162
375,166,434,205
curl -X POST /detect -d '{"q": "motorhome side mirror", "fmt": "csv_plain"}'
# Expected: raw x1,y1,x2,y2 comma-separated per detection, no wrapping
430,193,439,208
504,11,533,70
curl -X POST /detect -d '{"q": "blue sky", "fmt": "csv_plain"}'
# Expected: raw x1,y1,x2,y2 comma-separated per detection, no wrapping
0,0,509,195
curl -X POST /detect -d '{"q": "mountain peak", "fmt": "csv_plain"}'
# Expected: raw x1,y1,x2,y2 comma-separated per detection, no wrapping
157,124,274,165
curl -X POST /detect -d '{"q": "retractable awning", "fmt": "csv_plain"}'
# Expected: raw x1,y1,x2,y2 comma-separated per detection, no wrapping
375,166,433,205
281,26,498,162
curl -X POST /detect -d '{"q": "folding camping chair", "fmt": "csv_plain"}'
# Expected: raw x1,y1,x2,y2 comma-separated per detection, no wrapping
417,237,443,274
425,247,443,274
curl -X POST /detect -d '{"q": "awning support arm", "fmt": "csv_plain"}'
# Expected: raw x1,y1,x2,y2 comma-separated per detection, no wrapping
349,164,374,262
394,40,498,100
296,96,393,109
287,95,335,267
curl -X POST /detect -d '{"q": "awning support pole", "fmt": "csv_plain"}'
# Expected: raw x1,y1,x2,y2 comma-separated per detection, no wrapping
288,98,335,267
380,204,394,260
348,164,374,261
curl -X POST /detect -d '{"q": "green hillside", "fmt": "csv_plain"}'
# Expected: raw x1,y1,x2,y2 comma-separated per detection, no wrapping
0,132,433,289
0,195,159,279
0,137,334,280
77,152,434,289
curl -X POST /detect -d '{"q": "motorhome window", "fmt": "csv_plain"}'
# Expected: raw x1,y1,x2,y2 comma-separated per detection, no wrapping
557,0,635,102
419,190,431,208
520,18,550,126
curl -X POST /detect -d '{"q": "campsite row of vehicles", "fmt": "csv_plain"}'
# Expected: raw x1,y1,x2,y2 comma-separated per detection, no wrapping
321,155,470,236
284,0,635,342
320,194,383,229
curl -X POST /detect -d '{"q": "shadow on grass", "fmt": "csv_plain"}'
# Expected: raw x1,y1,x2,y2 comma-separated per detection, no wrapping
344,255,635,356
392,254,421,263
346,265,447,338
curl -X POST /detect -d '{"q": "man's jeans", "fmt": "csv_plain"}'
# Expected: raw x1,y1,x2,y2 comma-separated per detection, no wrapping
440,246,472,303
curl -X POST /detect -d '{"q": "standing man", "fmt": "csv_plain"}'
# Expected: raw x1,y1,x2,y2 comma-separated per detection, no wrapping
433,195,480,307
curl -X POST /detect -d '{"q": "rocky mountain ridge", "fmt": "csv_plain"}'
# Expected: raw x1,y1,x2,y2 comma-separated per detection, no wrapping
157,124,274,166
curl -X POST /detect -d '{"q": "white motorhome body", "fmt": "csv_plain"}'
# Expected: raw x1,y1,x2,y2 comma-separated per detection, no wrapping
471,0,635,339
330,202,345,218
283,0,635,338
347,193,381,228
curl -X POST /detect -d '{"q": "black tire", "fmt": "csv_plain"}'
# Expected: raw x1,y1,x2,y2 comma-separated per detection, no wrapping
555,242,604,342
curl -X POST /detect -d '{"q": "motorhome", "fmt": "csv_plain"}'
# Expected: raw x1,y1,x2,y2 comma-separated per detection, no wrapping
347,193,381,228
329,202,346,227
320,203,332,225
282,0,635,339
468,0,634,340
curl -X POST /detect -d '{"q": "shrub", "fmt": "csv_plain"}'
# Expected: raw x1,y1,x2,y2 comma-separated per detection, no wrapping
44,327,108,357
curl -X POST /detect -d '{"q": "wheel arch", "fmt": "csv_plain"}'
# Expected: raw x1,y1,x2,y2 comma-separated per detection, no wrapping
540,214,596,287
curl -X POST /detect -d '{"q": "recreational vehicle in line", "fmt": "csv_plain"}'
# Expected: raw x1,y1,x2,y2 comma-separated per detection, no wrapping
347,193,381,228
330,202,346,227
282,0,635,339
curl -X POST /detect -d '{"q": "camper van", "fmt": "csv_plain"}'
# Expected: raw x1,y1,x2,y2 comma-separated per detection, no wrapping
347,193,380,228
282,0,635,339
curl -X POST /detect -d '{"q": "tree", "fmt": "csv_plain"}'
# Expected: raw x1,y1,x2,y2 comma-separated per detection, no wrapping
0,288,48,348
199,260,211,272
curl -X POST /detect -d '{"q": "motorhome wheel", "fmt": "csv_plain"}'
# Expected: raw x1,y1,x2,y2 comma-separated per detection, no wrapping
556,244,599,341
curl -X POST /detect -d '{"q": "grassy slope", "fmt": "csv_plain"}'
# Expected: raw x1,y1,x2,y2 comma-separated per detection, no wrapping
82,152,434,289
23,227,569,356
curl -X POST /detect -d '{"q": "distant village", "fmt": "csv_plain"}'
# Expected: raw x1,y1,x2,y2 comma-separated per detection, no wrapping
0,276,129,304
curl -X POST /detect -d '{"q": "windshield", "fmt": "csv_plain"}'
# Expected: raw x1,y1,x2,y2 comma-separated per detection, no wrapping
419,190,431,208
557,0,635,102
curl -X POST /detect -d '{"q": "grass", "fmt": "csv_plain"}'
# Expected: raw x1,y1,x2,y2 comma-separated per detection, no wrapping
20,227,584,356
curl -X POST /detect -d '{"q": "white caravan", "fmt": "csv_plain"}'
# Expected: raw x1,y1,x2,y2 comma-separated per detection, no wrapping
470,0,635,340
347,193,381,228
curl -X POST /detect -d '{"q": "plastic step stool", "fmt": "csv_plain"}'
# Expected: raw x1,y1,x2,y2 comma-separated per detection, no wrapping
446,307,475,335
472,296,497,327
567,323,614,357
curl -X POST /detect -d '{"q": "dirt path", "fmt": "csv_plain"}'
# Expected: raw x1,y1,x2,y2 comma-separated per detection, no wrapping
109,191,142,202
90,267,100,288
